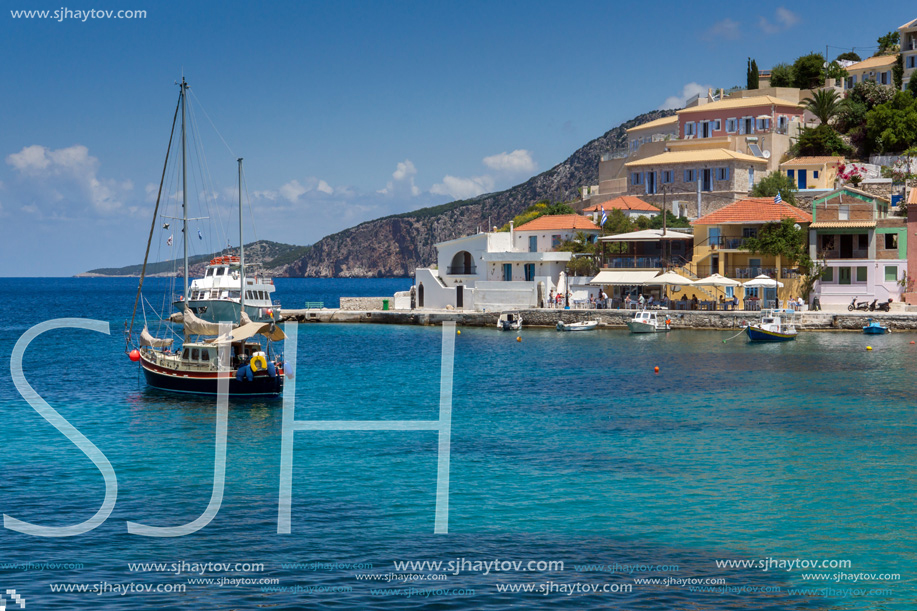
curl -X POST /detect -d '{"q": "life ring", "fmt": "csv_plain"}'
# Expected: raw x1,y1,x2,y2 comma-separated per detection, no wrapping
250,353,268,372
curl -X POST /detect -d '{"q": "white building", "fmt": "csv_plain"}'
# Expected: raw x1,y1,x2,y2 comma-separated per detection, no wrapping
407,215,600,311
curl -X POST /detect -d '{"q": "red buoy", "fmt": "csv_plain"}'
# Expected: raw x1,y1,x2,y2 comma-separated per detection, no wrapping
129,349,141,362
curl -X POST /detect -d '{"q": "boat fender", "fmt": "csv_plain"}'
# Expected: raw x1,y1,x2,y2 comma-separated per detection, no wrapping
251,354,268,372
235,366,246,382
267,361,277,378
245,365,254,382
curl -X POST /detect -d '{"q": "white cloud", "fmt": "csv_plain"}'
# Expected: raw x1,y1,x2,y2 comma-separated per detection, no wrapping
483,149,537,173
317,180,334,195
6,144,131,213
430,175,495,200
379,159,420,196
659,82,711,110
758,7,799,34
392,160,417,181
279,179,308,203
7,145,52,173
252,189,278,201
703,18,741,41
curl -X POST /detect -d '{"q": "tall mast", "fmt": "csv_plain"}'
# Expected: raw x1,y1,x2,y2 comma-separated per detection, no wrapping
180,77,190,301
238,157,245,320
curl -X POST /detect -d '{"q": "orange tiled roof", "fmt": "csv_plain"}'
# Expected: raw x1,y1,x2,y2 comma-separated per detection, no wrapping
909,187,917,205
780,156,844,167
583,196,660,213
516,214,601,231
691,197,812,225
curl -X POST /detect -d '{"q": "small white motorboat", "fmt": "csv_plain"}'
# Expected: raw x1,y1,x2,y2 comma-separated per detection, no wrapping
497,312,522,331
627,310,671,333
556,320,598,332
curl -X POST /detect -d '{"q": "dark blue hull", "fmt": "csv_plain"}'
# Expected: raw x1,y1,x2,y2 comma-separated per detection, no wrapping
141,360,283,397
746,326,796,342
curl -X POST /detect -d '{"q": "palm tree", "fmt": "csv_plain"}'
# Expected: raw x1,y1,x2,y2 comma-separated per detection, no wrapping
803,89,846,125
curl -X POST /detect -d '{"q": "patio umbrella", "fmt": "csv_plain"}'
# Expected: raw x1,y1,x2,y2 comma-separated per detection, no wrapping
652,271,695,286
693,273,741,287
556,271,567,307
743,274,784,309
743,274,784,288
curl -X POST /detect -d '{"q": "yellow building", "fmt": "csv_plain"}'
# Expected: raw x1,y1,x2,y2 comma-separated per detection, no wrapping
843,55,898,90
685,197,812,307
780,156,843,190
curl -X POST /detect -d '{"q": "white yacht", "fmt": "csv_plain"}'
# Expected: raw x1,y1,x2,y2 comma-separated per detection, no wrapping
180,255,279,323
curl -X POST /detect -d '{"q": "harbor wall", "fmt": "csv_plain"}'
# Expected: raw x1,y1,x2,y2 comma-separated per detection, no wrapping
280,307,917,331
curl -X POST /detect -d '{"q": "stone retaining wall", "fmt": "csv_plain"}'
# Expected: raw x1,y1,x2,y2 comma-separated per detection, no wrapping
281,307,917,331
339,297,390,311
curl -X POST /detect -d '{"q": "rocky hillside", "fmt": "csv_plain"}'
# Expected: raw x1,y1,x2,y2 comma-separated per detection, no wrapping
289,109,675,277
81,240,310,277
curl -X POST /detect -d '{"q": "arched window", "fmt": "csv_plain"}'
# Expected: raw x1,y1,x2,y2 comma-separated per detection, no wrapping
448,251,475,275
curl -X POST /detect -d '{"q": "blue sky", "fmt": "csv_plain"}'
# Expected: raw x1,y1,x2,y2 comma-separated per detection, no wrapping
0,0,908,275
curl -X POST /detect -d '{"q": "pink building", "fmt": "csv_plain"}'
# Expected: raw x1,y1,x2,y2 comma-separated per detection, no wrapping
677,95,804,141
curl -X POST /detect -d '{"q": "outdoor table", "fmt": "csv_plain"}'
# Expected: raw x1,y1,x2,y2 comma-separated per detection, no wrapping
675,301,688,311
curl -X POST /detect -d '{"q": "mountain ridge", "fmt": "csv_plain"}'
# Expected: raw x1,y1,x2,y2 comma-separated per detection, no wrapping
288,108,675,277
82,109,674,278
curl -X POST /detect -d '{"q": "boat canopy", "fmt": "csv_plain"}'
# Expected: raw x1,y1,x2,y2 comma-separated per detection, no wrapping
212,321,286,344
140,326,173,348
169,307,222,336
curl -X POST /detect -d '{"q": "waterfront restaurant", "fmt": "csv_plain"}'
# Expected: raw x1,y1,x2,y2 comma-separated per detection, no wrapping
592,228,694,305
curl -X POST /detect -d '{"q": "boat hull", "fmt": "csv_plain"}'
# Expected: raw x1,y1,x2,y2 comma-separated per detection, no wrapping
863,325,888,334
746,326,796,342
140,358,283,397
626,321,669,333
557,321,598,331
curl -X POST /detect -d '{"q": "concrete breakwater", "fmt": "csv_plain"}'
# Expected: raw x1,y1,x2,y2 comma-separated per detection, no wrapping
279,307,917,331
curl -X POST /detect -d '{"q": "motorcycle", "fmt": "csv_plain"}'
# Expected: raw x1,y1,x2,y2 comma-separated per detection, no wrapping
869,299,877,311
876,299,892,312
848,296,870,311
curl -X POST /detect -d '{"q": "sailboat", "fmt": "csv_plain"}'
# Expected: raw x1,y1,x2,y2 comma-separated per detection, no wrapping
126,78,284,397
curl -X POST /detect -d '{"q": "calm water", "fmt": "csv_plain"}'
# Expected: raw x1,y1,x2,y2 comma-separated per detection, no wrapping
1,278,915,609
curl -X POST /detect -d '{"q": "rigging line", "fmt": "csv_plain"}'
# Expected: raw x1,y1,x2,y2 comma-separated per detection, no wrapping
128,88,182,348
189,88,236,159
187,99,228,256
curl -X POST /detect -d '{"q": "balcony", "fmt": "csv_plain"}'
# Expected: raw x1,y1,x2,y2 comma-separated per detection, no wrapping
707,236,751,251
447,266,477,275
604,255,664,269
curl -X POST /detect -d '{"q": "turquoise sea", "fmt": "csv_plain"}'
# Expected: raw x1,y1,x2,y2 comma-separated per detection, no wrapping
1,277,915,610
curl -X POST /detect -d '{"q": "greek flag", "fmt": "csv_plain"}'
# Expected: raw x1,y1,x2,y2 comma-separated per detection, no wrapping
167,234,173,246
198,229,203,240
600,206,608,226
774,192,782,204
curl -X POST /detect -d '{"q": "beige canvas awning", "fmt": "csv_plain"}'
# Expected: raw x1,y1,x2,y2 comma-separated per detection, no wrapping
590,270,661,285
212,321,286,344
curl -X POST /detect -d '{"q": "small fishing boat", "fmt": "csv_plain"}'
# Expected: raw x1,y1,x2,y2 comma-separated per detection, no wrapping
863,318,889,334
746,309,797,342
627,310,671,333
497,311,522,331
556,320,598,332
